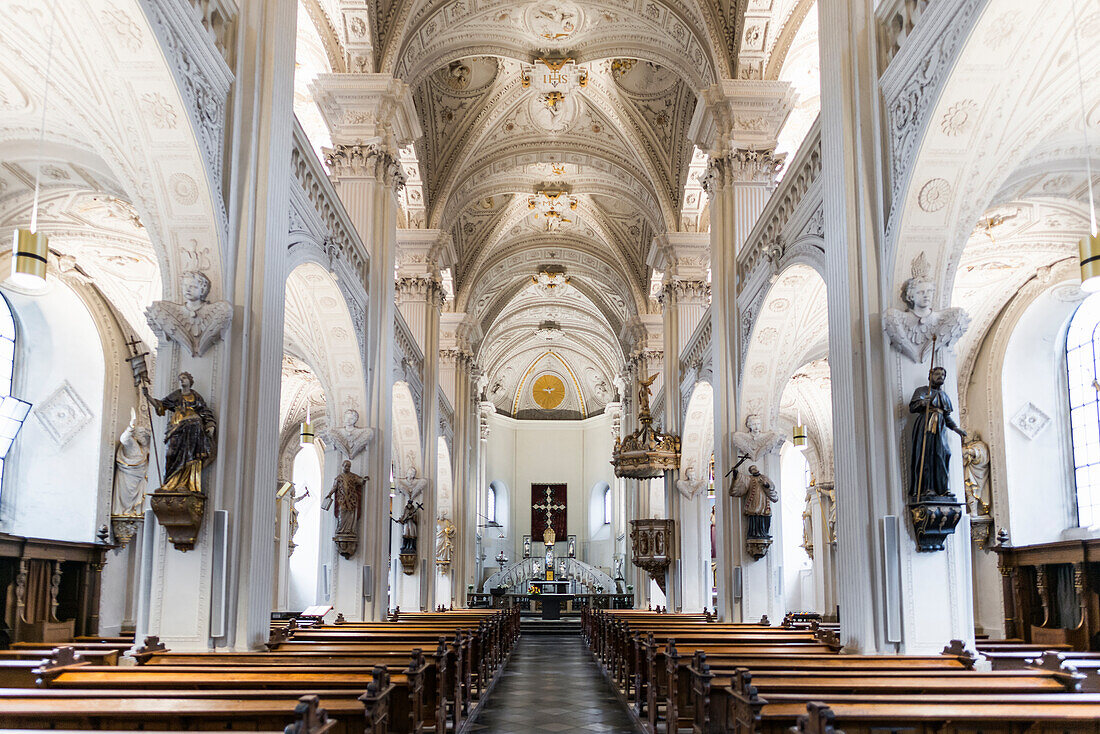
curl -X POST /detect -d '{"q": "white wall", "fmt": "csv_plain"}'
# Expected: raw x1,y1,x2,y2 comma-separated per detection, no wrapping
0,283,104,543
1000,288,1078,546
483,412,616,579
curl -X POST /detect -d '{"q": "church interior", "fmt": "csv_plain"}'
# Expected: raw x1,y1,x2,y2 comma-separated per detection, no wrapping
1,0,1100,730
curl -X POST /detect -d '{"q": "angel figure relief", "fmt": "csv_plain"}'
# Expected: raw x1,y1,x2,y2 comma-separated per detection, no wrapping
732,414,785,461
883,253,970,363
146,271,233,358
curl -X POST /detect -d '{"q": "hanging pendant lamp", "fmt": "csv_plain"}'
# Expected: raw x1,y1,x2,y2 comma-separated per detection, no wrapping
11,0,59,289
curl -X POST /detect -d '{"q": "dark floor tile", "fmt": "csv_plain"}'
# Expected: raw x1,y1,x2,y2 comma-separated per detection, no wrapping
472,634,643,733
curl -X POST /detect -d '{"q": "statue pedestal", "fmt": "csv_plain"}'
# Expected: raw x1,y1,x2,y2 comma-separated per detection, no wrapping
908,496,964,552
149,491,206,552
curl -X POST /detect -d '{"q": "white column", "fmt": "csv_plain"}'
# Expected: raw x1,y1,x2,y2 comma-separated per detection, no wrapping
819,0,974,652
651,233,711,611
136,0,298,651
312,73,421,619
692,79,793,621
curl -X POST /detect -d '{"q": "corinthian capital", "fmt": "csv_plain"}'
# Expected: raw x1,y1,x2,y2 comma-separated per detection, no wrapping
703,148,786,194
324,144,406,189
311,74,421,153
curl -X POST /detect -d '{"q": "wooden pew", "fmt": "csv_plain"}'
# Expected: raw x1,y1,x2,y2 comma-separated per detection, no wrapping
0,691,360,734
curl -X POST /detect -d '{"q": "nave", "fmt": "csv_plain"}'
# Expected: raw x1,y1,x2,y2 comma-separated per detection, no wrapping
3,0,1100,730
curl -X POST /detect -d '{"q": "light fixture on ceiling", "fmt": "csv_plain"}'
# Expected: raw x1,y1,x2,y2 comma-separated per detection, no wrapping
11,0,59,290
792,411,807,451
300,406,315,445
1072,0,1100,291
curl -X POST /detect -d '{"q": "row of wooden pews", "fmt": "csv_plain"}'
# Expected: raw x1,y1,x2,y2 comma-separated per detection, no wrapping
582,608,1100,733
0,607,518,733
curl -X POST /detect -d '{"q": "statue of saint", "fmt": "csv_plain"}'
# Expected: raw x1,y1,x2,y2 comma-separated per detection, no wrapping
397,499,420,553
676,465,708,499
112,409,151,516
732,414,784,461
143,372,216,494
730,464,779,538
397,465,430,500
908,365,967,500
962,433,991,516
436,514,456,567
323,460,366,533
883,253,970,363
286,485,310,556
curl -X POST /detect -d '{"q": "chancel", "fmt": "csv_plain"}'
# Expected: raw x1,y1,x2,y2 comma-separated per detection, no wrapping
2,0,1100,732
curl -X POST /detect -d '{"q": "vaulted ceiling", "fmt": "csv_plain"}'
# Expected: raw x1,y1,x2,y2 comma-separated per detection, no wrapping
295,0,821,418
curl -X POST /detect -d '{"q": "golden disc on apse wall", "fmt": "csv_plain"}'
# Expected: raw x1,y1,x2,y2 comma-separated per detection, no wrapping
532,373,566,409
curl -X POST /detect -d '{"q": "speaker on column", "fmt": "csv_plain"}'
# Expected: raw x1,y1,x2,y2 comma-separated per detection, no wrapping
209,510,229,638
732,566,743,600
362,565,373,600
882,515,902,644
420,559,429,610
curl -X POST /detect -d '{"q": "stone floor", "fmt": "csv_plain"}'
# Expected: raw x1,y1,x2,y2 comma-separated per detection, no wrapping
468,634,643,734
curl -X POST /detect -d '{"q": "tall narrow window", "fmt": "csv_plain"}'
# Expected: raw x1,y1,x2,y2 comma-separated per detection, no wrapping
487,484,497,524
603,485,612,525
1067,293,1100,527
0,294,28,496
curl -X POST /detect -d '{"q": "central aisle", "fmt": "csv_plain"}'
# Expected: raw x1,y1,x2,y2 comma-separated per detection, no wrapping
471,633,643,733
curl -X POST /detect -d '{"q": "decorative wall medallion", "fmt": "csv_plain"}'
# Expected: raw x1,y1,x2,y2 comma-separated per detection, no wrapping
169,173,198,205
982,11,1020,49
1011,402,1051,440
525,2,582,43
741,21,767,51
102,5,143,51
34,381,93,448
917,178,951,212
940,100,976,136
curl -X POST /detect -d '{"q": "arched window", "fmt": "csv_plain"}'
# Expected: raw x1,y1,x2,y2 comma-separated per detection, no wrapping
1066,293,1100,527
487,483,497,524
0,294,29,494
603,485,612,525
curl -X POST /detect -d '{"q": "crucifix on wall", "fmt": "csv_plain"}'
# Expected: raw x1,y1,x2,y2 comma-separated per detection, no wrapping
531,484,567,545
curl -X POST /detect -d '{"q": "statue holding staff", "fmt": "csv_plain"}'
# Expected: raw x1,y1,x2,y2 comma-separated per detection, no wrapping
909,364,966,500
142,372,216,494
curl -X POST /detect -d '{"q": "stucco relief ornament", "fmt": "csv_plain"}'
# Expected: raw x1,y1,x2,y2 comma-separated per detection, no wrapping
675,465,708,500
397,465,430,500
146,271,232,358
732,414,784,461
883,254,970,363
321,408,375,460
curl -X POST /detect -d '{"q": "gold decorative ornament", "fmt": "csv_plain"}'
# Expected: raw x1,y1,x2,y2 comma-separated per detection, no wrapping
612,373,680,478
532,373,566,410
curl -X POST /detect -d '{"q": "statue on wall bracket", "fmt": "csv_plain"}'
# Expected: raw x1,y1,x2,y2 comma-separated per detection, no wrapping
394,498,422,575
907,359,966,552
729,463,779,560
322,460,367,559
143,372,217,551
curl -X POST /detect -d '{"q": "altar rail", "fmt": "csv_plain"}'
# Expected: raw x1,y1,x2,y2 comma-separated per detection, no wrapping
467,592,633,610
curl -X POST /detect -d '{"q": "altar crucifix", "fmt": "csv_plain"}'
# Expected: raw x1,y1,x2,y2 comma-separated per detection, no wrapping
531,484,566,580
531,483,567,546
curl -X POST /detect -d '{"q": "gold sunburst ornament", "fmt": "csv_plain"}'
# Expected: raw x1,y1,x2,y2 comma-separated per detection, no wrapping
532,373,565,410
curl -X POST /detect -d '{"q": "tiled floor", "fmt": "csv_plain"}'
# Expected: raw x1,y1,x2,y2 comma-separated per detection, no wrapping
469,634,643,734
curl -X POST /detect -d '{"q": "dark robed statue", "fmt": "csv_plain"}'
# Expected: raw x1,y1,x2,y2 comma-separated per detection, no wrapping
908,365,966,499
143,372,216,494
